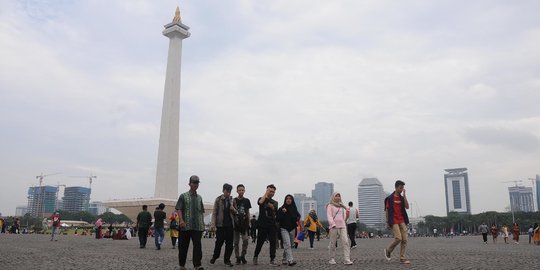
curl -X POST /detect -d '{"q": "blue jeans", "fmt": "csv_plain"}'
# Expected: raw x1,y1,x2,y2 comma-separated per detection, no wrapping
154,228,165,247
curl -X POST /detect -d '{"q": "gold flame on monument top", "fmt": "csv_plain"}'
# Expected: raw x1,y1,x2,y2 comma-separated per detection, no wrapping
173,6,181,22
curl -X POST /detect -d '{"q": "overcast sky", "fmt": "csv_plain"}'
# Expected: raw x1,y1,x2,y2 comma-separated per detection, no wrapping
1,0,539,217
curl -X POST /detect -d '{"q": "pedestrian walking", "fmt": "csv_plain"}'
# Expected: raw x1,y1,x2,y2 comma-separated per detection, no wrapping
528,225,534,244
346,201,359,249
250,215,257,243
383,180,411,264
512,223,520,244
293,220,304,248
303,209,324,249
501,224,509,244
176,175,205,270
13,218,20,234
533,223,540,245
490,223,498,244
169,212,180,249
276,194,300,266
210,183,237,267
253,184,279,266
479,223,489,244
233,184,252,265
95,218,103,239
136,205,152,248
326,192,353,265
50,211,61,241
153,203,167,250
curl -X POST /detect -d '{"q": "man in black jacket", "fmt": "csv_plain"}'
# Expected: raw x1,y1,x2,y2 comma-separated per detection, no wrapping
136,205,152,248
153,203,167,250
383,180,410,264
253,184,279,266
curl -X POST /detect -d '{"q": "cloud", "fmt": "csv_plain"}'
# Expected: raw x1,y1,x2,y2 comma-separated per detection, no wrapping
463,126,540,152
1,0,540,217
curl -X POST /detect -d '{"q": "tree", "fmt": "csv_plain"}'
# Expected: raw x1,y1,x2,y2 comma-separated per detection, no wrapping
57,210,96,223
98,212,132,224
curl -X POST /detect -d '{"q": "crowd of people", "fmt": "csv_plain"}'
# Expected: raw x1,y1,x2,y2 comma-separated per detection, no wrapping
3,176,540,269
131,176,413,269
478,221,540,245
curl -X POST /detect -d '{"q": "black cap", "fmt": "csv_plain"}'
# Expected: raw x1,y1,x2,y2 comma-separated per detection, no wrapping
189,175,200,183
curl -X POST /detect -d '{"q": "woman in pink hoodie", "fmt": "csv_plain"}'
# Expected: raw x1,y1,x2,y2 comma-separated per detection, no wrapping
95,218,103,239
326,192,353,265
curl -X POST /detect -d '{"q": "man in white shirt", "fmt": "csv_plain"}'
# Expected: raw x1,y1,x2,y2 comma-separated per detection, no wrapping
346,201,359,249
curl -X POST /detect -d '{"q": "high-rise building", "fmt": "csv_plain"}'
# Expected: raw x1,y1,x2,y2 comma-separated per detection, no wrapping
62,186,91,213
27,186,58,217
312,182,334,222
293,193,317,219
509,185,534,212
301,199,317,220
444,168,471,215
89,201,109,216
357,178,386,229
15,206,28,217
293,193,307,211
536,174,540,212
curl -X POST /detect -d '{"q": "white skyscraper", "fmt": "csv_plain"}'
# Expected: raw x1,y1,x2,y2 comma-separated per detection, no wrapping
357,178,386,229
444,168,471,215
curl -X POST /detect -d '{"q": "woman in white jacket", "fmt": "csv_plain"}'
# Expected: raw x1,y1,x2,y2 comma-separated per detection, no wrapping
326,192,353,265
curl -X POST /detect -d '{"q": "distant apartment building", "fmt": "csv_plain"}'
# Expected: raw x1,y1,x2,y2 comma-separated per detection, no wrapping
27,186,58,217
509,185,534,212
536,174,540,212
89,201,108,216
293,193,317,220
444,168,471,215
301,199,317,220
293,193,307,211
15,206,28,217
357,178,386,229
312,182,334,222
62,186,91,213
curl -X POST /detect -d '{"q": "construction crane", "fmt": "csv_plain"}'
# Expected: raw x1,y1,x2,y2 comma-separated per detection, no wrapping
36,172,61,186
70,174,97,189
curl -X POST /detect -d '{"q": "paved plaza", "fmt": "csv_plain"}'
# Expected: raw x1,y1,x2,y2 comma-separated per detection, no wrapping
0,234,537,269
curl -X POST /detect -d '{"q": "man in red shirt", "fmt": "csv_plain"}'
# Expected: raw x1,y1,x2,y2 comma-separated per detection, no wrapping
50,211,61,241
383,180,410,264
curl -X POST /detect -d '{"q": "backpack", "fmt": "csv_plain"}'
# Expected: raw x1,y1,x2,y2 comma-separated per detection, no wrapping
170,219,178,230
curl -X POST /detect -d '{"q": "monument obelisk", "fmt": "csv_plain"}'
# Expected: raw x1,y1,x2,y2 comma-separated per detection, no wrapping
105,7,212,222
154,7,190,200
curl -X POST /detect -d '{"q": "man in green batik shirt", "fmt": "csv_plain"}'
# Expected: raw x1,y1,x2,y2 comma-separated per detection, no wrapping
176,175,205,270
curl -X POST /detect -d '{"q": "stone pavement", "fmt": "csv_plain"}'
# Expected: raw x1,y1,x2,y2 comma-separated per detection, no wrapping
0,234,537,269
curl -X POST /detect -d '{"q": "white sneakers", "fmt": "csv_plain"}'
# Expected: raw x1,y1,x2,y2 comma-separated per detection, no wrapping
383,248,391,261
329,258,353,265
